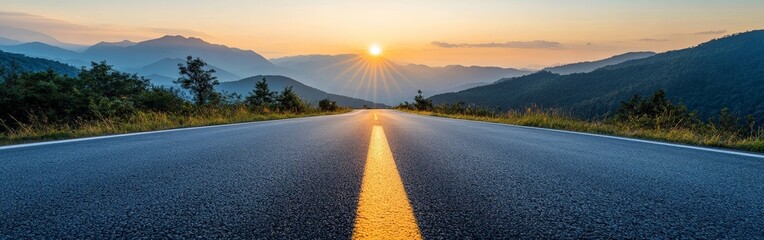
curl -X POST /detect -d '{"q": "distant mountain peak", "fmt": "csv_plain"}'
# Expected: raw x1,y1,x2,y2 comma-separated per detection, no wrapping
92,40,136,48
138,35,209,47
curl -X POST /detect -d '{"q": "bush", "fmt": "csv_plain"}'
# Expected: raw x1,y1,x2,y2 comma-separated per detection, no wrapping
319,98,338,111
275,86,306,112
0,70,89,126
413,90,433,111
245,77,276,110
614,89,700,129
137,87,190,113
0,62,194,131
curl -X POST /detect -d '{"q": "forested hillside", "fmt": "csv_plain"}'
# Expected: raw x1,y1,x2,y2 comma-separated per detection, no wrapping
0,50,79,76
430,30,764,121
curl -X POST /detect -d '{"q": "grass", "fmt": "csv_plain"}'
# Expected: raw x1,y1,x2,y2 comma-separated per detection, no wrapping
0,106,351,146
400,108,764,153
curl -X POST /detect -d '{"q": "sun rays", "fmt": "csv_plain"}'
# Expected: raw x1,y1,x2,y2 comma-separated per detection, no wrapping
316,48,413,105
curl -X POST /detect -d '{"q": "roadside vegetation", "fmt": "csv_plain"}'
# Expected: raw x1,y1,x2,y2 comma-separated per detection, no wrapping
397,90,764,153
0,56,348,145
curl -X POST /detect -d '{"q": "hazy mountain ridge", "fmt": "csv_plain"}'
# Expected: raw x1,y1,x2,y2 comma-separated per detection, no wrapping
0,50,79,76
0,37,389,106
0,42,81,63
0,50,381,108
0,26,88,51
541,51,657,75
1,34,542,105
430,30,764,121
271,54,533,104
0,35,281,83
82,35,276,77
0,35,275,75
127,58,242,83
0,36,22,46
437,81,490,94
90,40,137,48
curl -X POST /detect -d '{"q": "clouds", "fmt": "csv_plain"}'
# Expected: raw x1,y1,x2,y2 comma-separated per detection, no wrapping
638,38,669,42
692,30,727,35
0,11,211,45
431,40,562,49
635,29,728,44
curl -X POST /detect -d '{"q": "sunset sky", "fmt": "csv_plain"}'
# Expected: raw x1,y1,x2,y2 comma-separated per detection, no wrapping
2,0,763,68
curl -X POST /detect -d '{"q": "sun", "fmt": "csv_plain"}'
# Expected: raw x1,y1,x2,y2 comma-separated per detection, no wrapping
369,44,382,56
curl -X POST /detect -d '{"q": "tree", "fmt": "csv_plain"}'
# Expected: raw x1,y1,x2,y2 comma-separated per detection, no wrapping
414,90,433,111
79,61,148,99
276,86,305,112
245,78,275,108
175,56,219,105
319,98,338,111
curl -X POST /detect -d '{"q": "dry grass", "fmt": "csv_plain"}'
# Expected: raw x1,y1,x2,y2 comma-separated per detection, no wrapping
402,108,764,153
0,107,351,145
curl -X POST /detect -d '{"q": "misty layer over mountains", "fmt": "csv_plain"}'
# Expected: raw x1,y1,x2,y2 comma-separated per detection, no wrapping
271,54,532,104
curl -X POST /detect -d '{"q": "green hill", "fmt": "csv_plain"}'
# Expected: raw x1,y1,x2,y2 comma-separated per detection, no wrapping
430,30,764,121
218,75,386,108
541,51,656,75
0,50,79,76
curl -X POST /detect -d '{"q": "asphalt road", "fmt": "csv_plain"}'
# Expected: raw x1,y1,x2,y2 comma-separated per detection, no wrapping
1,109,763,238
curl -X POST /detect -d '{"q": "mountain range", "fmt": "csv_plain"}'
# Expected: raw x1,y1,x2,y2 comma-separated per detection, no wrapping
6,29,755,114
82,35,276,77
0,49,384,108
0,35,277,80
126,58,242,83
271,54,533,104
0,26,88,51
0,35,540,104
430,30,764,121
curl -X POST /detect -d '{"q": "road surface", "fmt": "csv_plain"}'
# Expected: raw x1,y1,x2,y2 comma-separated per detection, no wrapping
1,110,763,238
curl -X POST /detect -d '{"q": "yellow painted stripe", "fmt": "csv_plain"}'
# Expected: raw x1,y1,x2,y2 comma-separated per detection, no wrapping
373,110,378,120
353,126,422,240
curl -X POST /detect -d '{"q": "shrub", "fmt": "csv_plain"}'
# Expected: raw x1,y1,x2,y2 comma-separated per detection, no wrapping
413,90,433,111
137,87,190,113
319,98,338,111
275,86,305,112
245,77,276,110
614,89,700,129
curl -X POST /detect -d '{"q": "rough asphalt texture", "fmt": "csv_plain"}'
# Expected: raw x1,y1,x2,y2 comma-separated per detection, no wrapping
1,110,763,238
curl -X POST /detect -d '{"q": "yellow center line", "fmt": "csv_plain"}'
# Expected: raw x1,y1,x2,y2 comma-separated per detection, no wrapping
373,110,378,120
352,125,422,240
